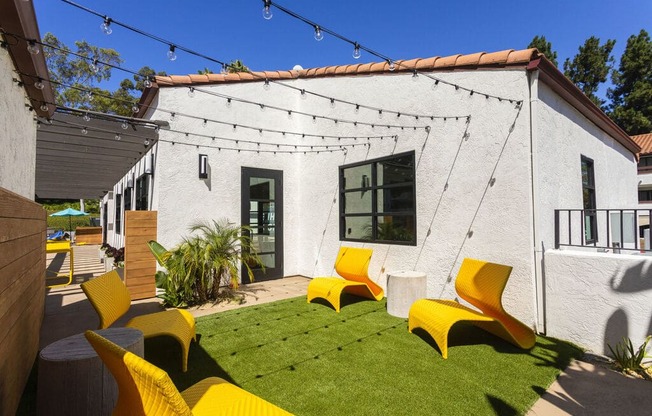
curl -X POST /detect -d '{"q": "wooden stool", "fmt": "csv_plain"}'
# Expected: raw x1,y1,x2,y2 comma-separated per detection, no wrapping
37,328,143,416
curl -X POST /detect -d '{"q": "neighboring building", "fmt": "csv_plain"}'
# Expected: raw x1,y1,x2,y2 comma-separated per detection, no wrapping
103,48,639,335
632,133,652,249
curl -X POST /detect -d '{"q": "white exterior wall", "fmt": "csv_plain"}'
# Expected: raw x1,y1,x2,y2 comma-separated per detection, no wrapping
141,69,538,324
534,82,638,249
0,49,37,199
545,250,652,354
103,147,156,249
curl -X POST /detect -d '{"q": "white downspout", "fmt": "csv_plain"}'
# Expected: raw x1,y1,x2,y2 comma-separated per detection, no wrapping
528,70,546,334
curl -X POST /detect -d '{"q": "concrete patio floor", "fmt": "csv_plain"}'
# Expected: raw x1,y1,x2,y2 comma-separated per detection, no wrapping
44,245,652,415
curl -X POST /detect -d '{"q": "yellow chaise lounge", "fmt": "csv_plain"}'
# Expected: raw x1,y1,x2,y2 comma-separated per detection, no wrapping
307,246,383,312
81,270,196,372
84,330,292,415
408,258,535,358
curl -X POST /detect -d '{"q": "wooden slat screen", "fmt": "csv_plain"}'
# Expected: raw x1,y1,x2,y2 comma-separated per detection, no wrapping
124,211,157,300
0,188,46,416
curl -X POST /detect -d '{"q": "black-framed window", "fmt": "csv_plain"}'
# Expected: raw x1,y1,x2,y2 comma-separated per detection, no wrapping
124,187,132,211
639,190,652,203
135,174,149,211
339,151,416,245
581,156,597,243
115,193,122,235
638,155,652,169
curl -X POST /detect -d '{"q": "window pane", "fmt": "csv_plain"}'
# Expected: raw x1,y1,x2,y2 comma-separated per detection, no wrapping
343,190,372,214
251,253,275,269
581,161,589,186
376,216,414,242
377,186,414,213
343,216,372,240
250,177,274,200
343,164,372,190
377,155,414,186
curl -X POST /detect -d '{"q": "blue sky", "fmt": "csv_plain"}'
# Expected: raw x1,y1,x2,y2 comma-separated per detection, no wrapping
33,0,651,97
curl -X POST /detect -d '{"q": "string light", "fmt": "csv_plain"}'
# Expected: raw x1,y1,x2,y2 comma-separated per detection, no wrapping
40,103,48,111
314,26,324,41
81,127,88,135
90,59,99,73
353,43,361,59
100,17,112,35
263,79,270,90
26,40,39,55
34,78,45,90
167,45,177,61
144,139,150,146
114,133,121,140
188,87,195,97
132,104,139,113
262,0,273,19
83,112,91,122
121,121,129,130
143,78,152,88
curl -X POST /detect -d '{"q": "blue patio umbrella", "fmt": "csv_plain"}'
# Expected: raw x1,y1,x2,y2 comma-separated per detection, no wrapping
49,207,89,234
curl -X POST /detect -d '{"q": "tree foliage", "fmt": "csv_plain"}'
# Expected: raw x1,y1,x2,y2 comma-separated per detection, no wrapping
528,35,558,67
608,29,652,135
564,36,616,108
223,59,249,73
43,33,165,116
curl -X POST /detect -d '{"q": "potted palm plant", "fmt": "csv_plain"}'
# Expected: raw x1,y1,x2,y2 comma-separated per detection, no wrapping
148,219,262,307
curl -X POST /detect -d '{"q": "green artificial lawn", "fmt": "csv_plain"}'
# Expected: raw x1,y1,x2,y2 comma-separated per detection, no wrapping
144,296,582,416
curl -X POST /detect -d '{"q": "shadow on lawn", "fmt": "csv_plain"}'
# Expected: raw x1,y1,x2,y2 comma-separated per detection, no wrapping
145,335,238,391
308,293,377,312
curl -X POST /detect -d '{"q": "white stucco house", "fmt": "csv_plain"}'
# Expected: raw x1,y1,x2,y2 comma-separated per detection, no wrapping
102,48,647,352
632,133,652,247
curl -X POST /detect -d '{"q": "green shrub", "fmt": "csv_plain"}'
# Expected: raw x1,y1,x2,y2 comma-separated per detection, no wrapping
608,335,651,375
148,219,262,308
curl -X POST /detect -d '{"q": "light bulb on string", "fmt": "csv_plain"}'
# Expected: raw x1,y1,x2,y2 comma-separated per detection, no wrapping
263,79,270,90
121,121,129,130
226,98,232,108
34,79,45,90
262,0,273,19
300,89,307,100
90,59,100,74
114,133,121,141
100,17,113,35
388,60,395,71
432,80,439,89
352,43,361,59
39,103,48,112
27,40,40,55
314,26,323,41
144,139,150,146
412,70,418,81
330,98,335,108
143,77,152,88
81,127,88,135
188,87,195,97
167,45,177,61
83,112,91,122
132,104,139,113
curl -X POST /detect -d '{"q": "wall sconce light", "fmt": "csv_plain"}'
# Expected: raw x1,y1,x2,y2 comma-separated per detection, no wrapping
145,153,153,175
199,154,208,179
126,173,134,188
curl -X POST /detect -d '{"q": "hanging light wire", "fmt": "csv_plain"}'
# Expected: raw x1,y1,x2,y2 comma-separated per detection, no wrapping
264,0,524,105
3,29,469,122
16,71,456,140
56,0,520,110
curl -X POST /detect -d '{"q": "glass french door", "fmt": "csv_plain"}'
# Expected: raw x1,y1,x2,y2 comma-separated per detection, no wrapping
241,167,283,283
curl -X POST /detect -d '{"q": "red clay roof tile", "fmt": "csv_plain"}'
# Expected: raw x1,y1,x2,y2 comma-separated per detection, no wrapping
154,48,541,87
632,133,652,155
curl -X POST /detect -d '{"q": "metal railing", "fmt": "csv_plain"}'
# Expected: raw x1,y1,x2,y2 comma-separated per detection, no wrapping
554,208,652,253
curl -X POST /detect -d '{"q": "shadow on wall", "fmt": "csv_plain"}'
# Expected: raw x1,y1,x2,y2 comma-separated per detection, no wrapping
603,261,652,355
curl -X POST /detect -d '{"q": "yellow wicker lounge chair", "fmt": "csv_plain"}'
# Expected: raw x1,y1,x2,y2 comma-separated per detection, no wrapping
408,258,535,358
307,247,383,312
81,270,196,372
84,330,292,416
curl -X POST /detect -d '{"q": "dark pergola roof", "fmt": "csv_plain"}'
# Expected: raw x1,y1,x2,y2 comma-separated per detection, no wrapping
36,111,161,199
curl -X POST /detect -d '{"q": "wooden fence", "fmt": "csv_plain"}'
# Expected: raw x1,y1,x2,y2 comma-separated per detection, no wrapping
124,211,157,300
0,188,46,416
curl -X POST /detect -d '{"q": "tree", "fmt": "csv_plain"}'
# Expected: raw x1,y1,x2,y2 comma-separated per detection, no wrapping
528,35,558,67
222,59,249,73
608,29,652,135
43,33,165,116
564,36,616,108
197,67,214,74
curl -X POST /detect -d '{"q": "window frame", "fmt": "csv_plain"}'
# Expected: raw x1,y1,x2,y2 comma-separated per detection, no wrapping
115,193,122,235
339,151,416,246
135,174,149,211
581,155,597,244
